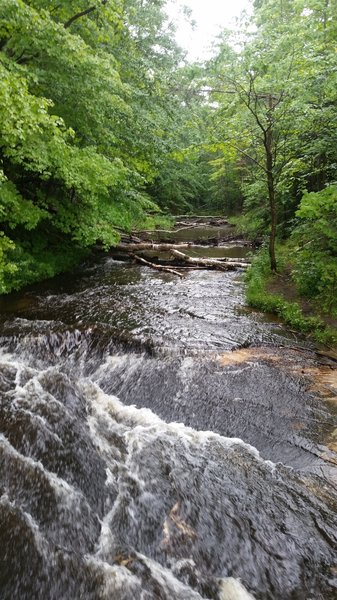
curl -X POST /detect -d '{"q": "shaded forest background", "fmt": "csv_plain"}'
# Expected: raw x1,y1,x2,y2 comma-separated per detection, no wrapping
0,0,336,316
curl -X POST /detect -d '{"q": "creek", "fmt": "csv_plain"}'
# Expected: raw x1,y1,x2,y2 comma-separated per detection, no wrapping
1,226,337,600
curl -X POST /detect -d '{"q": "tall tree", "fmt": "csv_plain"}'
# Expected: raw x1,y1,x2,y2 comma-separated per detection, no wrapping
206,0,337,271
0,0,193,291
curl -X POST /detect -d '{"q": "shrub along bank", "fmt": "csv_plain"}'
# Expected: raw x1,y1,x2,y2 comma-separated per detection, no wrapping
246,245,337,348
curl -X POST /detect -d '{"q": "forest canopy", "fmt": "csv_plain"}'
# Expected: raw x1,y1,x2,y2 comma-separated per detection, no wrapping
0,0,336,306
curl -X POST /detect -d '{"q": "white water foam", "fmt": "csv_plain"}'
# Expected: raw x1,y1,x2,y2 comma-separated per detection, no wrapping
219,577,256,600
0,493,49,557
84,380,276,469
0,433,89,511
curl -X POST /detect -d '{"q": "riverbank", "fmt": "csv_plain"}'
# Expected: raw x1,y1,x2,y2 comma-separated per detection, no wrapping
246,247,337,349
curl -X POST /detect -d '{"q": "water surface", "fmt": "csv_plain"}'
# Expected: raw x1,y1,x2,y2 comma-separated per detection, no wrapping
1,251,337,600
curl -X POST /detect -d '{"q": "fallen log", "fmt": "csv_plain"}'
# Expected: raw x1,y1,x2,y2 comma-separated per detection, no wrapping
115,242,252,256
120,234,143,243
117,242,193,252
175,218,229,226
130,253,183,278
170,249,249,270
174,214,226,220
221,256,251,264
131,217,230,236
111,241,250,274
171,224,205,231
131,224,202,235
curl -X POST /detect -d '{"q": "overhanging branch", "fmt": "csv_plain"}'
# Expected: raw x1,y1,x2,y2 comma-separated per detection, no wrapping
64,1,108,29
226,141,267,173
64,6,97,28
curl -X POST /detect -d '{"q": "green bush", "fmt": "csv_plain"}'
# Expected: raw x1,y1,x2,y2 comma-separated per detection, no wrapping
291,186,337,315
0,230,88,294
292,250,337,314
246,248,337,346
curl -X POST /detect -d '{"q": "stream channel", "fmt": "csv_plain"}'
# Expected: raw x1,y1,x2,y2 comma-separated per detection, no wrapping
1,224,337,600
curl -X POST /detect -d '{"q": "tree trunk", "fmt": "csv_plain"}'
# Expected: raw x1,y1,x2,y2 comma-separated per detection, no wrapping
265,96,277,272
266,164,277,273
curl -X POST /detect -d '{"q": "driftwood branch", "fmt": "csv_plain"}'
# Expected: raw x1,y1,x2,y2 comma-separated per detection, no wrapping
130,254,183,278
173,215,226,219
112,241,250,275
108,211,252,275
131,215,229,234
170,249,249,270
116,242,251,254
117,243,194,252
132,225,203,235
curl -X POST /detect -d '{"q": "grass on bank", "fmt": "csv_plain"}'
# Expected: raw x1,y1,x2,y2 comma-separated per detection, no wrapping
246,246,337,348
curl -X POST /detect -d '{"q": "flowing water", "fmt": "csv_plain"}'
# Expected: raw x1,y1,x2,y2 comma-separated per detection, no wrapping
1,235,337,600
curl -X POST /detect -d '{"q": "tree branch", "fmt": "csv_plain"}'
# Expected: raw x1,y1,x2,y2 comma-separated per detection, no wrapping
16,51,39,64
64,6,97,29
0,38,10,51
225,141,267,172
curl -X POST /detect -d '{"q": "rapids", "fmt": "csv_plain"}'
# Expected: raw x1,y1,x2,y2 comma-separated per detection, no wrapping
0,247,337,599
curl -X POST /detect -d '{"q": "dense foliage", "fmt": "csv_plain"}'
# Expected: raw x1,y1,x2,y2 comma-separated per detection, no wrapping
0,0,206,291
0,0,336,314
205,0,337,315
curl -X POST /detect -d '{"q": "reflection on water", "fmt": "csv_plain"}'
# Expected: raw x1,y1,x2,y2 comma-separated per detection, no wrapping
0,253,337,599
